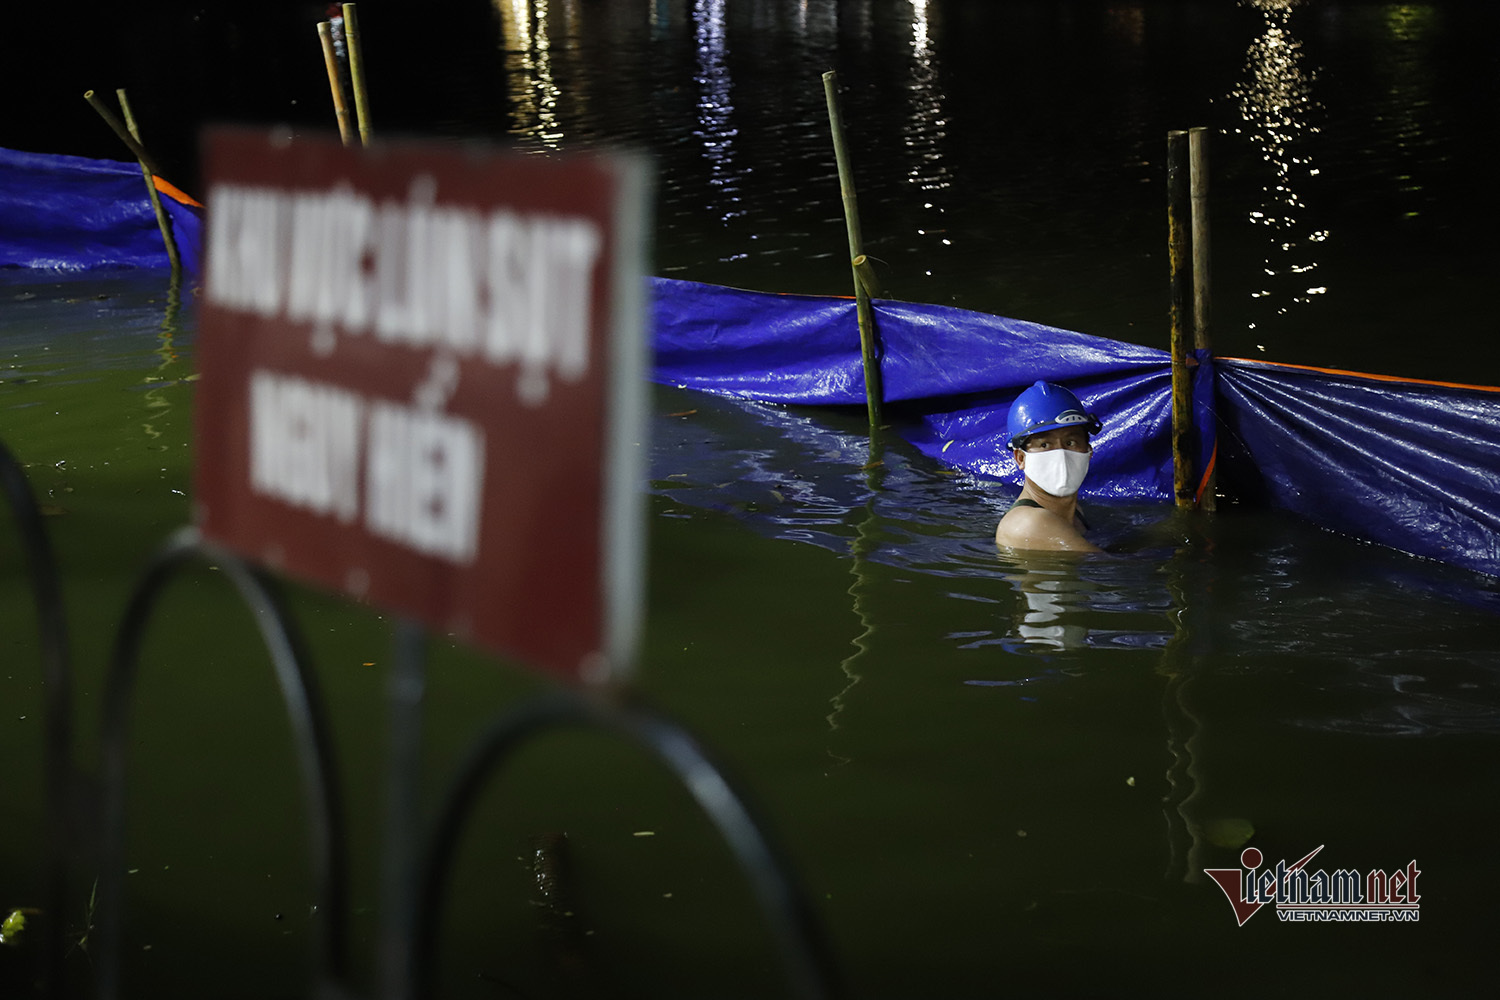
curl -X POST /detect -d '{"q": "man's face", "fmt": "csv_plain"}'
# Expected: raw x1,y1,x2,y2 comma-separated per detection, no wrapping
1016,426,1092,464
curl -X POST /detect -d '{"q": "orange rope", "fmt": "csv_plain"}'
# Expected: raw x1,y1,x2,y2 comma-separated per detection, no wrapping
1218,356,1500,395
1194,441,1217,506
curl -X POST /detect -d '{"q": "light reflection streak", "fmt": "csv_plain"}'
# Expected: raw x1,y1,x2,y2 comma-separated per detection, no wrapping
906,0,950,264
495,0,565,150
693,0,745,226
1229,0,1328,331
142,282,186,443
1374,4,1440,212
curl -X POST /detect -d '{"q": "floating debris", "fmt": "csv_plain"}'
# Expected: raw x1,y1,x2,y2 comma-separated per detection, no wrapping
2,908,37,946
1204,817,1256,849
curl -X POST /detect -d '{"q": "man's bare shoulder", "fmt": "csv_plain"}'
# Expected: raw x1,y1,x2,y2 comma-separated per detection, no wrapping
995,505,1101,553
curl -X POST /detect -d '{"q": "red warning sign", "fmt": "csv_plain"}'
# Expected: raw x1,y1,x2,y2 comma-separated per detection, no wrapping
193,127,650,682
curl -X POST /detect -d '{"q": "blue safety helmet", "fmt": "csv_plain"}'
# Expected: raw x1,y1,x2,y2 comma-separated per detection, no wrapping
1006,381,1102,449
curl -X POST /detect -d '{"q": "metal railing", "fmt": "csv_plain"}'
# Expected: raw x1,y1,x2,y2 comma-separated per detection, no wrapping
2,442,841,999
1,440,73,997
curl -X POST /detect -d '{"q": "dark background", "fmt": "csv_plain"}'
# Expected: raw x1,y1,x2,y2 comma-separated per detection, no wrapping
5,0,512,195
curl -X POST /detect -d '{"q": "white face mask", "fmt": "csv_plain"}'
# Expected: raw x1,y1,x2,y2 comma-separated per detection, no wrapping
1022,448,1090,497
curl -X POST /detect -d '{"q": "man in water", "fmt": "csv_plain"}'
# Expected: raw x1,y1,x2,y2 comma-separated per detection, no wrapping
994,380,1103,553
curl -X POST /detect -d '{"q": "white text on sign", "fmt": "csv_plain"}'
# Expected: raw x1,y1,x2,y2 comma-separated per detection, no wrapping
207,178,602,406
250,370,485,563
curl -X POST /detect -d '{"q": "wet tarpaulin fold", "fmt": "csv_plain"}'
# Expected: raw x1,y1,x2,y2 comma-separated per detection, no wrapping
1215,359,1500,578
4,146,1494,578
0,145,202,272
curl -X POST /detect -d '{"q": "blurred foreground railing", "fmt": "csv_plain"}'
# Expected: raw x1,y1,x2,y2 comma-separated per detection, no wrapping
1,440,73,997
1,444,841,1000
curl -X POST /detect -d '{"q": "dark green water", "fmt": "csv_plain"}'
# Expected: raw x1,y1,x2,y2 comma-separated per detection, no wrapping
5,1,1500,997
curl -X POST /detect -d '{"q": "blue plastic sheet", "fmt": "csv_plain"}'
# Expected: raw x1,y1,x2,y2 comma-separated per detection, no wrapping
654,276,1168,404
1216,359,1500,578
653,276,1209,502
1,145,201,272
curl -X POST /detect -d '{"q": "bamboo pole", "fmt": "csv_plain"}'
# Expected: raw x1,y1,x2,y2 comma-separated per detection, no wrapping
1166,130,1195,508
1188,128,1212,354
83,90,163,176
822,70,883,429
343,3,372,146
86,89,182,278
116,89,181,279
318,22,356,146
1188,127,1216,512
852,254,882,298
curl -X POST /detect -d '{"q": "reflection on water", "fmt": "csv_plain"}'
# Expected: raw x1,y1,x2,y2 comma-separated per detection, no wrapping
692,0,745,229
495,0,568,149
1229,0,1328,342
905,0,951,272
140,280,187,445
955,551,1176,656
1003,564,1095,651
828,493,880,749
1370,3,1443,220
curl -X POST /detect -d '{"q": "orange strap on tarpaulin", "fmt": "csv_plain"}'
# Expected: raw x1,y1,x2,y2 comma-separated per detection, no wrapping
1214,354,1500,579
152,174,203,208
1218,356,1500,395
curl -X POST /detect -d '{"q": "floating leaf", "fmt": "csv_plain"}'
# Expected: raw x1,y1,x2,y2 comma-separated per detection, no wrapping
2,908,28,945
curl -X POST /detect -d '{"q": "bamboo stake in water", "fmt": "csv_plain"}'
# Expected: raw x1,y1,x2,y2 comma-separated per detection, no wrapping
1188,128,1212,354
83,90,162,176
822,70,883,429
117,89,181,279
1166,130,1195,509
318,22,356,146
86,89,181,278
343,3,372,145
1188,126,1216,511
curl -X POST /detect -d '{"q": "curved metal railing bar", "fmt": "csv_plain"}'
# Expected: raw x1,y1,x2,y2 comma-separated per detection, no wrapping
0,439,74,998
94,526,350,1000
409,690,844,1000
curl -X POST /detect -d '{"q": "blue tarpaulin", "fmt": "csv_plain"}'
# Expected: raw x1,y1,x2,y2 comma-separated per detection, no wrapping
0,145,201,272
1216,359,1500,577
5,146,1496,577
655,275,1499,577
654,276,1213,503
